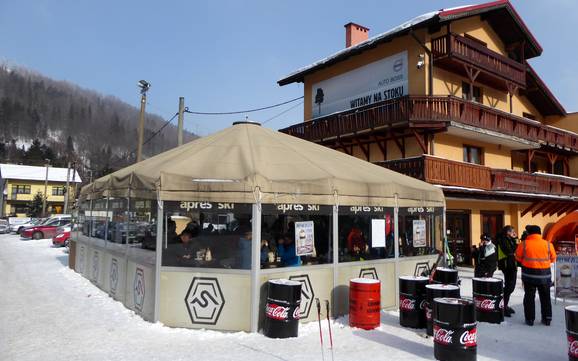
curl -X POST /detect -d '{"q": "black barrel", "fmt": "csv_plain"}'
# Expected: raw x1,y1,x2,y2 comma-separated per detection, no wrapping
263,279,302,338
433,298,477,361
565,305,578,361
432,267,459,285
472,277,504,324
399,276,429,328
426,284,460,336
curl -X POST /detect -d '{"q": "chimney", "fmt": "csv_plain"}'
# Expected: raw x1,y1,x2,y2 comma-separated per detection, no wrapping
344,22,369,48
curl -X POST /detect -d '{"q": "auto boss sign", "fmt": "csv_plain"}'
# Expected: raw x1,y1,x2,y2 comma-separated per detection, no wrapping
310,51,408,118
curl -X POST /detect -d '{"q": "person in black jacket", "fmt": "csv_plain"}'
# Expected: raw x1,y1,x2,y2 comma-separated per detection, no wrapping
496,225,518,317
475,234,498,278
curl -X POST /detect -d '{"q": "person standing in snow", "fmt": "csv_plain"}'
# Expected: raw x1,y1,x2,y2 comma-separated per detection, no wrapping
496,225,519,317
515,225,556,326
475,234,497,278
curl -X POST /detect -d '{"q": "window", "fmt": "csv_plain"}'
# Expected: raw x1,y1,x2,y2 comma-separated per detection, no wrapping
463,145,483,165
261,204,332,269
12,185,31,195
107,198,129,244
523,112,536,121
52,186,65,196
13,205,28,214
338,206,395,262
128,199,157,251
162,201,251,269
79,201,91,237
554,160,566,176
91,198,108,240
399,207,443,257
462,82,483,103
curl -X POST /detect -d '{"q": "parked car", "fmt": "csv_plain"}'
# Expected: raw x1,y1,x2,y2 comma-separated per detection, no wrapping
21,217,71,240
8,217,32,233
0,219,9,234
52,226,71,247
11,218,43,234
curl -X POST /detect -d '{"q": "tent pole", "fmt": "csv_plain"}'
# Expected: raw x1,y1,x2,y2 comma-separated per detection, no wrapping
250,201,262,332
332,200,338,317
153,200,163,323
394,194,400,309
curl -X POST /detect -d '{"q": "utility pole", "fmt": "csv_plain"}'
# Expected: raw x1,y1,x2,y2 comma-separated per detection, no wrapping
42,160,50,217
177,97,185,146
64,162,71,214
136,80,151,163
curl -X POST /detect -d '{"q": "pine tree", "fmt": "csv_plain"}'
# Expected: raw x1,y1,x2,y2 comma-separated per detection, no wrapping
28,191,44,217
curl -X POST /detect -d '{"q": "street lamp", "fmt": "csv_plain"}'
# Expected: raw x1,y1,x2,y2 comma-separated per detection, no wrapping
42,159,50,217
136,80,151,162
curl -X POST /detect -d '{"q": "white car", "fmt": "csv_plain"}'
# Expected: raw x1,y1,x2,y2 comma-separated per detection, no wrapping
0,220,9,234
10,218,43,234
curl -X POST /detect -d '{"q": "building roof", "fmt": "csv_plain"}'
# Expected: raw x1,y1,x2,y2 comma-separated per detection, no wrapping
0,164,82,183
278,0,542,86
80,122,444,207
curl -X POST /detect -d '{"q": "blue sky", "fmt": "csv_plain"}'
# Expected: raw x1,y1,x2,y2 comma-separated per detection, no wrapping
1,0,576,136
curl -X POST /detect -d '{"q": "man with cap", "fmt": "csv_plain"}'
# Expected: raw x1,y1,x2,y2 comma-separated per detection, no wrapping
515,225,557,326
475,233,497,278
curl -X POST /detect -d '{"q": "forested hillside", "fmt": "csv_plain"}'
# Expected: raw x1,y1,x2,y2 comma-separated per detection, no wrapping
0,64,196,179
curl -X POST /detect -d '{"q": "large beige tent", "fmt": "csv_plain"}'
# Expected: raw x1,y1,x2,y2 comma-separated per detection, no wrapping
80,122,443,207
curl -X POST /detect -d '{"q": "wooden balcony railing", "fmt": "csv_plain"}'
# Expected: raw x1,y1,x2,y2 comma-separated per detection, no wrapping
378,155,578,197
279,96,578,152
431,33,526,87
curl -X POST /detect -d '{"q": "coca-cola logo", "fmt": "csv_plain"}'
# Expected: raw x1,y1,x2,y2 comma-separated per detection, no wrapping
419,299,427,310
266,303,289,320
399,296,416,311
460,328,477,347
433,326,454,345
499,298,504,310
265,303,300,321
568,336,578,357
475,296,496,312
425,306,432,321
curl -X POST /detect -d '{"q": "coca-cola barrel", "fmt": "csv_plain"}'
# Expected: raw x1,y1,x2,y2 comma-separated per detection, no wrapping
263,279,302,338
432,267,459,285
472,277,504,324
425,284,460,336
565,305,578,361
399,276,429,328
349,278,381,330
433,298,477,361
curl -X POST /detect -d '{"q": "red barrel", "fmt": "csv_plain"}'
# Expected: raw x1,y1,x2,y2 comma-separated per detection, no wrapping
433,298,477,361
426,284,460,336
432,267,459,285
349,278,381,330
472,277,504,324
566,305,578,361
399,276,429,328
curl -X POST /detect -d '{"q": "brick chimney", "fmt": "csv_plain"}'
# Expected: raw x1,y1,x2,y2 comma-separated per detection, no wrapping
344,22,369,48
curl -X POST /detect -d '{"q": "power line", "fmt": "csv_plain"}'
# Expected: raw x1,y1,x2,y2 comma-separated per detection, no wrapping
142,112,179,147
183,95,303,115
262,101,303,125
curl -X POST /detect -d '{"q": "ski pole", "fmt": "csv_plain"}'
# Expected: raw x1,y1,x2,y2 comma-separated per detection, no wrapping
316,298,325,361
325,299,335,361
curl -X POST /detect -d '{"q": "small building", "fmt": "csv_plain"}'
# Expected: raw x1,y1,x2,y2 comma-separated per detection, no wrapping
0,163,82,217
278,0,578,265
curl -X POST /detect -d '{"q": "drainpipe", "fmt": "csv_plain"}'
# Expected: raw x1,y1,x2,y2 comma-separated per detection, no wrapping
410,31,433,96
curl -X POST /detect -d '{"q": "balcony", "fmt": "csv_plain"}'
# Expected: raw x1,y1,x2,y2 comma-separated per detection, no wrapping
279,96,578,153
431,33,526,89
377,155,578,198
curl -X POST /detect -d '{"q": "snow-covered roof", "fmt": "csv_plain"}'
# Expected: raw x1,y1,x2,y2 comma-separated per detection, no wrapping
0,163,82,183
278,0,542,86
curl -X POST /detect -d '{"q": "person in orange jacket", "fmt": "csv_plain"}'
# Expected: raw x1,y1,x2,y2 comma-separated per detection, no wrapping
515,225,557,326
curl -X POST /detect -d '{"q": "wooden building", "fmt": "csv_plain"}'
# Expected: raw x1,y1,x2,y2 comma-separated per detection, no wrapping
278,0,578,265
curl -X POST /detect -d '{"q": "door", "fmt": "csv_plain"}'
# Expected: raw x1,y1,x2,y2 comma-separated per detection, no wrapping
481,211,504,242
446,210,471,266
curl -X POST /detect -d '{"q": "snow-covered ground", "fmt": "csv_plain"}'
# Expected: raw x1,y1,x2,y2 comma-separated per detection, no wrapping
0,233,570,361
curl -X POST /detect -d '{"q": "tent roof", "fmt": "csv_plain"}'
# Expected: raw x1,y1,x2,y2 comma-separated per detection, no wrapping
81,122,444,207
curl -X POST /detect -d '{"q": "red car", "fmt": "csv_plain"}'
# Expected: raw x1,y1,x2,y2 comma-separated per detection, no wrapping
21,218,71,240
52,226,71,247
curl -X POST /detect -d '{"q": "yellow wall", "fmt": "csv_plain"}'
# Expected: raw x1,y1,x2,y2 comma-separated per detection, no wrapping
434,133,512,169
4,179,74,216
302,31,428,120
